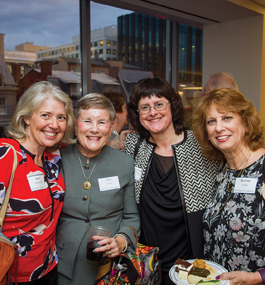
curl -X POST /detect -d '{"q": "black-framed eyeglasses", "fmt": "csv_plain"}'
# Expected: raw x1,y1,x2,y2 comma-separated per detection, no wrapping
137,101,170,115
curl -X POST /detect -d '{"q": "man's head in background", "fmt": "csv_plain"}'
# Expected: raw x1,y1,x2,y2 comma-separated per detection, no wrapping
201,72,238,96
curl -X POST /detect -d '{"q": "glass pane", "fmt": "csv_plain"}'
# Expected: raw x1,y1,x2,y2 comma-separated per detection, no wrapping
2,1,81,131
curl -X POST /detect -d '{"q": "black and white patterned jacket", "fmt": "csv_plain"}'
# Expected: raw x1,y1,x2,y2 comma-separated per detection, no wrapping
123,130,219,258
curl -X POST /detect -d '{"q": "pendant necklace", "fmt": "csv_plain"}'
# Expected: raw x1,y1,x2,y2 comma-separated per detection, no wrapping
211,148,251,214
77,149,101,190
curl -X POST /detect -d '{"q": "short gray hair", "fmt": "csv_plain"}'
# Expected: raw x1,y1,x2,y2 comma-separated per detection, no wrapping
75,93,115,122
7,81,75,144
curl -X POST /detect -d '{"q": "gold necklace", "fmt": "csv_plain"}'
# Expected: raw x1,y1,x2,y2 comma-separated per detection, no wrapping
211,149,252,214
77,147,101,190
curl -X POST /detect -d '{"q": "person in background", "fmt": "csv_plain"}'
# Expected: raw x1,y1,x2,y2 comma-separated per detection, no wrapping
123,76,218,284
56,93,140,285
103,91,132,149
201,72,238,96
193,88,265,285
0,81,75,284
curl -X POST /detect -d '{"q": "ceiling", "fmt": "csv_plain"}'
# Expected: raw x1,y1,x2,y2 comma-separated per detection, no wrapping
93,0,261,28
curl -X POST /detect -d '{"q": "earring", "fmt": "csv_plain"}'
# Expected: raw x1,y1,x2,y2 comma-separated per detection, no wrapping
116,118,119,123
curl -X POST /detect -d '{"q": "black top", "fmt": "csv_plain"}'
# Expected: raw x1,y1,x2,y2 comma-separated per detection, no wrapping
139,153,190,274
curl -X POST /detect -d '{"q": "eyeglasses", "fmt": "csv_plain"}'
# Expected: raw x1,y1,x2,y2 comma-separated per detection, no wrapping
137,101,170,115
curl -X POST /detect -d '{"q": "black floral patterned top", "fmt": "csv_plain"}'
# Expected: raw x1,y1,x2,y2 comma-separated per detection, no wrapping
203,154,265,272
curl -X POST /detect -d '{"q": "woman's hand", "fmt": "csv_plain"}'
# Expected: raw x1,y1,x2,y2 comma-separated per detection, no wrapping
217,271,263,285
92,235,126,258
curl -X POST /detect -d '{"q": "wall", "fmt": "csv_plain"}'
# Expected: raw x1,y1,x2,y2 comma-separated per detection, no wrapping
203,15,263,112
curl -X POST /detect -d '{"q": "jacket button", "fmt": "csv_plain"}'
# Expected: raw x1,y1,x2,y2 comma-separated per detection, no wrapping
83,196,88,201
84,166,90,169
85,219,90,223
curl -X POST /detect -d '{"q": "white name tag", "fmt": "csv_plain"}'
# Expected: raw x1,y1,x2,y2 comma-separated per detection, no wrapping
234,177,258,194
27,172,47,191
98,176,120,191
135,166,142,181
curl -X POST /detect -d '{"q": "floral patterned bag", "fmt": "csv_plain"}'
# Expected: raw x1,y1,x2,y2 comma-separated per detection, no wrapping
95,228,161,285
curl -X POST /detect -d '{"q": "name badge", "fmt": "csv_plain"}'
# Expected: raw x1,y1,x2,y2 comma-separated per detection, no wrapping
27,172,47,191
135,167,142,182
98,176,120,191
234,177,258,194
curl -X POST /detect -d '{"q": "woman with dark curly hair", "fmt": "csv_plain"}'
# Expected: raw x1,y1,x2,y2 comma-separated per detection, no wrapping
193,88,265,285
123,76,218,284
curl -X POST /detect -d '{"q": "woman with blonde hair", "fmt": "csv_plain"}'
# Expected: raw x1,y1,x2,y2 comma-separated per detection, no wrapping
0,81,75,284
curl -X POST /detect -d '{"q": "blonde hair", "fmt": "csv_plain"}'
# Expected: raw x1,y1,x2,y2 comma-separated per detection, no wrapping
7,81,75,144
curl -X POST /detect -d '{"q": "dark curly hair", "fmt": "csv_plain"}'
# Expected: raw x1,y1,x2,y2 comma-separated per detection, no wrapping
192,88,264,160
128,76,184,139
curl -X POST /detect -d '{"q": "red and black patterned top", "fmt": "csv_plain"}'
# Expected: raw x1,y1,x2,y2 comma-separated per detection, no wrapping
0,138,65,282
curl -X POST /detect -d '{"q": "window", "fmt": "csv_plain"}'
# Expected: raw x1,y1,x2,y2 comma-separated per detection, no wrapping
99,40,103,46
107,49,111,54
112,41,117,47
63,48,66,53
0,98,7,114
38,54,40,58
99,49,103,54
76,45,79,50
45,52,47,57
48,51,51,56
59,49,62,54
76,53,79,58
106,40,111,46
52,51,54,55
113,49,117,55
55,50,58,55
94,41,98,47
67,47,70,52
71,46,74,51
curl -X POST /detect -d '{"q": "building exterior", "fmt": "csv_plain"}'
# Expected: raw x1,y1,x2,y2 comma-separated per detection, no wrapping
36,36,80,60
117,12,202,85
36,25,118,61
0,53,17,129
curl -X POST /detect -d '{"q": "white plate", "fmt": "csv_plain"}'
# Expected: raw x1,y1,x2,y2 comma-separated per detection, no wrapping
169,259,229,285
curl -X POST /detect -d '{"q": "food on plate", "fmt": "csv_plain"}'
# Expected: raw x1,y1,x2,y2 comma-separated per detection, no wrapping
187,273,219,284
178,270,189,280
197,280,220,285
174,259,194,273
193,259,217,274
190,267,210,277
174,258,219,283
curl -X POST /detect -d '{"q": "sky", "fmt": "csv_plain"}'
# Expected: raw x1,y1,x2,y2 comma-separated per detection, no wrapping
0,0,132,50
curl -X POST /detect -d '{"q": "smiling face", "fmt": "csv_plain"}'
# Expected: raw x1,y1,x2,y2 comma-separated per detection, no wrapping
138,95,173,137
76,108,113,157
24,97,67,153
206,103,248,156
